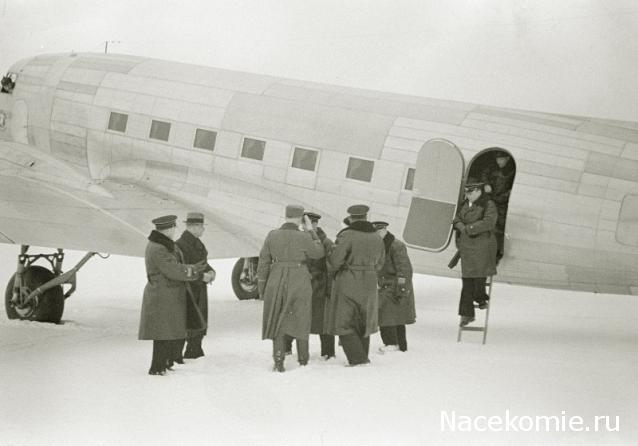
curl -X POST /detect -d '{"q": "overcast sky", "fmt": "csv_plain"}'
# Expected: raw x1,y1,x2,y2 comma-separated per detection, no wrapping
1,0,637,121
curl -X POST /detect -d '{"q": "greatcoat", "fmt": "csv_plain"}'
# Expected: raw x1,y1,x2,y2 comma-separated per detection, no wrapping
377,232,416,327
453,196,498,278
258,223,325,341
175,230,214,333
138,230,202,340
309,228,334,335
325,220,385,337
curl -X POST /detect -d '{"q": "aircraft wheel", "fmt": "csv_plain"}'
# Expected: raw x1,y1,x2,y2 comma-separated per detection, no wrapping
4,266,64,323
231,258,259,300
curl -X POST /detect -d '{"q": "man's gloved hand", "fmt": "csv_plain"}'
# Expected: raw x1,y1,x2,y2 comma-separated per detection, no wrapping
192,260,208,274
202,270,215,283
454,222,466,232
394,277,410,302
316,227,327,242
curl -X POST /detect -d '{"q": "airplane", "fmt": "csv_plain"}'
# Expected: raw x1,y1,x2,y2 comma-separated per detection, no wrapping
1,52,637,324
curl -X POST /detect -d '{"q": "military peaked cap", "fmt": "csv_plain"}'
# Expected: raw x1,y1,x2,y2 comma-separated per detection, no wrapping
304,212,321,222
285,204,304,218
152,215,177,230
372,221,389,230
346,204,369,218
184,212,205,224
464,178,484,191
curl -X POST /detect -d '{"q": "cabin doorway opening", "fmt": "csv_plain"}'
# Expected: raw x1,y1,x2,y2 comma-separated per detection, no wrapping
466,148,516,262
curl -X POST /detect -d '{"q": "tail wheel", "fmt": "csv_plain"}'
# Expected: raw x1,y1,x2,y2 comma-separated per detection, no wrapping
4,266,64,323
231,258,259,300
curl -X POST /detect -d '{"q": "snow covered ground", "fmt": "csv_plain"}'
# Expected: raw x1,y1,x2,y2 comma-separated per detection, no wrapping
0,246,636,445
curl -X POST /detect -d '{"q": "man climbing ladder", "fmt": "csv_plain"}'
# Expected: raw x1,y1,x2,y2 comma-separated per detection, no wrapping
457,276,493,344
451,178,498,344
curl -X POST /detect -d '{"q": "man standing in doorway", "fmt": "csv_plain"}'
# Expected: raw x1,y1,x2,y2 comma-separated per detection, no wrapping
480,151,514,262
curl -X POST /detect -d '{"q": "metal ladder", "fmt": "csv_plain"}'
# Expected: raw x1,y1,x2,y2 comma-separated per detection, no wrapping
457,276,493,345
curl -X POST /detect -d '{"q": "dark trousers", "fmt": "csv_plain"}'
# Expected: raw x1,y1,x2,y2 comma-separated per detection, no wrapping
339,334,370,365
150,340,171,373
276,334,309,364
380,325,407,351
184,333,205,358
320,334,335,357
459,277,488,317
170,339,185,364
287,334,334,358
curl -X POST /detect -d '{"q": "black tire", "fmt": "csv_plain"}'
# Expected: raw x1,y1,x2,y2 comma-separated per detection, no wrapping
4,265,64,323
231,258,259,300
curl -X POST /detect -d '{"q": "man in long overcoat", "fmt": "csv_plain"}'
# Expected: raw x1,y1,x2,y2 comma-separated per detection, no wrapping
325,205,385,366
175,212,216,360
453,181,498,326
304,212,336,359
372,221,416,353
139,215,207,375
258,205,325,372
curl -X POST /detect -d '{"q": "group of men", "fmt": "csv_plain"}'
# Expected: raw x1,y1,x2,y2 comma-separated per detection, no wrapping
139,205,416,375
258,204,416,372
138,213,215,375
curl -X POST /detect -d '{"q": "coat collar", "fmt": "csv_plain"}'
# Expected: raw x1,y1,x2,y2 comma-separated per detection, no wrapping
148,230,174,252
383,231,396,254
179,229,199,246
337,220,376,236
280,222,300,230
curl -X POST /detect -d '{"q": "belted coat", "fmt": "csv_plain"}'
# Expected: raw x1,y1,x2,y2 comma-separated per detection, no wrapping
309,228,334,335
377,232,416,327
453,196,498,278
325,221,385,337
176,230,214,334
138,230,202,341
258,223,325,341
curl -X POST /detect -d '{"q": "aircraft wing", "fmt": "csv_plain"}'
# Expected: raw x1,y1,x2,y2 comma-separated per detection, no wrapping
0,140,267,257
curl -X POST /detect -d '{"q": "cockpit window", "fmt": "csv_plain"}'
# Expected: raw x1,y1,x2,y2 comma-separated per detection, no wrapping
1,73,16,94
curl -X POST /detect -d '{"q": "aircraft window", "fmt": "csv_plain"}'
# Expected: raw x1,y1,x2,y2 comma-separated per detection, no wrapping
405,168,415,190
241,137,265,161
291,147,318,171
346,157,374,182
193,128,217,151
617,194,638,247
149,120,171,141
107,112,128,133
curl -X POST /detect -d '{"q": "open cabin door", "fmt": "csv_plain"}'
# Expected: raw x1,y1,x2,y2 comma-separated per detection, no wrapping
403,139,464,252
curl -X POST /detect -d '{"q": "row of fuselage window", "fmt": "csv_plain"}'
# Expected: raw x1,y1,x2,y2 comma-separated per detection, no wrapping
107,111,416,190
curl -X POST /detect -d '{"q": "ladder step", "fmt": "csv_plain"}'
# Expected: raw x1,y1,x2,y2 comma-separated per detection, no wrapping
460,327,485,332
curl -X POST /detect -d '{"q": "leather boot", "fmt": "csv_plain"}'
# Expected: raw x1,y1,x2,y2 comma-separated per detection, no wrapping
273,350,285,372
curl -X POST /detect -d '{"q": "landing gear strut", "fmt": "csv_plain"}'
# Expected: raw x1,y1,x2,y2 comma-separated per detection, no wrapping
231,257,259,300
4,245,100,323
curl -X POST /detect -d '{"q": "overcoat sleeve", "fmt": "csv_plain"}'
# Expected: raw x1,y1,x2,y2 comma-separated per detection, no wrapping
391,241,412,279
328,231,351,272
465,200,498,236
375,241,386,273
154,247,201,281
303,232,325,259
257,233,273,296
